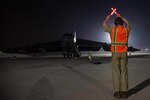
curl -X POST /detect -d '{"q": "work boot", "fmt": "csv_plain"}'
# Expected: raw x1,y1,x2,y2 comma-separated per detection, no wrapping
121,91,128,98
114,91,121,99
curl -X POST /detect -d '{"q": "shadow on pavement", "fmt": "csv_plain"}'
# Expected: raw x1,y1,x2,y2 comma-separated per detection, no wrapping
26,76,55,100
91,57,111,64
128,55,150,59
128,78,150,97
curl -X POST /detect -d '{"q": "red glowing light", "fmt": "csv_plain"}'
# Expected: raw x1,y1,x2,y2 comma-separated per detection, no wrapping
110,7,118,16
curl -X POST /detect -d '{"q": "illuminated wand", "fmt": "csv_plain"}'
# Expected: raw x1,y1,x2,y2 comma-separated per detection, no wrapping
110,7,120,16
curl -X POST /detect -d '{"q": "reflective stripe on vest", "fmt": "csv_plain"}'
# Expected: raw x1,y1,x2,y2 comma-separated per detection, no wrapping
124,28,129,41
113,28,117,52
111,42,128,46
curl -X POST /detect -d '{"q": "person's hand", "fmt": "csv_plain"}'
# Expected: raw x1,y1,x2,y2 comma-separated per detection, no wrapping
116,13,121,17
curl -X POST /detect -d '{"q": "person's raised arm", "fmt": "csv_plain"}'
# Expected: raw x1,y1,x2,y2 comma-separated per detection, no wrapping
102,15,111,29
122,17,131,33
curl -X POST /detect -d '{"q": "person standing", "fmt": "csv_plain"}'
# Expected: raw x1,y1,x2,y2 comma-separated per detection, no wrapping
102,12,131,99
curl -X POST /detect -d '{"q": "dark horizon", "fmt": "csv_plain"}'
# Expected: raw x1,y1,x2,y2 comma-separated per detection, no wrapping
2,0,150,50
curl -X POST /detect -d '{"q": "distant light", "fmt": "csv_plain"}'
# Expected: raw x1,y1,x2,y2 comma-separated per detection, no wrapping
100,31,111,43
145,48,148,51
105,33,111,43
74,31,76,43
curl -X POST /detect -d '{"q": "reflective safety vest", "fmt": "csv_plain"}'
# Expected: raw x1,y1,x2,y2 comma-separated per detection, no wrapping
110,25,129,53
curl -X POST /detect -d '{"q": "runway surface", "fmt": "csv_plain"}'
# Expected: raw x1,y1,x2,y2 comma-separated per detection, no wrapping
0,55,150,100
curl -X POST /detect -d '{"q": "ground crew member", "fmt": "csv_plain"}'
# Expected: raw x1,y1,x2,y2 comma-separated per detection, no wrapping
102,13,131,98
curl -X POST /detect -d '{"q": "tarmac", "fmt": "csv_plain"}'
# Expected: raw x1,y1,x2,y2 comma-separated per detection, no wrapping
0,55,150,100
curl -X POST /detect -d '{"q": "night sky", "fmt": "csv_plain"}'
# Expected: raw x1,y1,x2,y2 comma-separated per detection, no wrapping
2,0,150,49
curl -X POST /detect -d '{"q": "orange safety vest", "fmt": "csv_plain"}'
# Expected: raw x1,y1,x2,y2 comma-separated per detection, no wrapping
110,25,129,53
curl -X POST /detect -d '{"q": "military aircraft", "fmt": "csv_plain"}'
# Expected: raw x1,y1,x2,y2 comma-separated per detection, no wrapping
4,32,140,59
